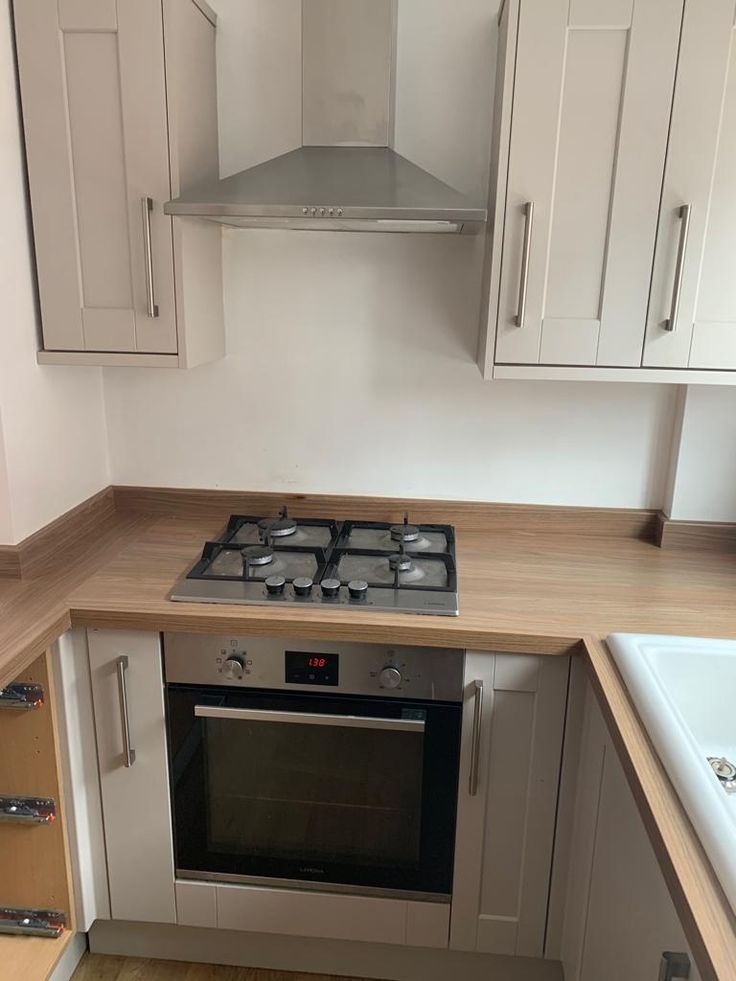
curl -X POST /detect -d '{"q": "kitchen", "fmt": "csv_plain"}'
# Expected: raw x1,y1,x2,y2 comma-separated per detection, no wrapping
0,1,735,980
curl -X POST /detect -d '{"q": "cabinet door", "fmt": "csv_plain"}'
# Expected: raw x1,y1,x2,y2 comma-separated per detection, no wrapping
644,0,736,370
495,0,682,367
14,0,177,354
87,629,176,924
562,686,701,981
451,652,569,957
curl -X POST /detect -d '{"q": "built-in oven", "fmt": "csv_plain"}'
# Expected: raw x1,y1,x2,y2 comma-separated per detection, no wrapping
163,633,463,901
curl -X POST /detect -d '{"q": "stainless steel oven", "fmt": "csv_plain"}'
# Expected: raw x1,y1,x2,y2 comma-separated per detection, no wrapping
164,633,464,901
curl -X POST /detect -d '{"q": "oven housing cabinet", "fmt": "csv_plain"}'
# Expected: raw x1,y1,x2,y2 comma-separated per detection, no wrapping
165,674,462,901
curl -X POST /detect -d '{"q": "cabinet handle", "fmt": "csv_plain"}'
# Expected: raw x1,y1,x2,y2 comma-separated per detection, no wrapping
658,951,690,980
664,204,691,332
141,196,159,319
514,201,534,327
469,679,484,796
116,656,136,768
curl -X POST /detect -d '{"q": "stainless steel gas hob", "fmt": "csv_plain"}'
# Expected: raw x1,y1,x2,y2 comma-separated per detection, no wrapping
170,508,459,616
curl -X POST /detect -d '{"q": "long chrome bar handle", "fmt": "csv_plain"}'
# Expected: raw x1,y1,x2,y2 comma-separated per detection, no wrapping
664,204,691,332
515,201,534,327
116,656,136,767
658,951,690,980
469,679,484,796
141,196,159,319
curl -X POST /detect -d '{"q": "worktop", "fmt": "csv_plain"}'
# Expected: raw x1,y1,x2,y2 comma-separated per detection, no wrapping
0,498,735,980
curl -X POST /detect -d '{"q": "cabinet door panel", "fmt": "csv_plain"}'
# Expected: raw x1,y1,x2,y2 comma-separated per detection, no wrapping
14,0,176,354
87,629,176,924
644,1,736,369
495,0,681,367
450,652,569,957
564,687,701,981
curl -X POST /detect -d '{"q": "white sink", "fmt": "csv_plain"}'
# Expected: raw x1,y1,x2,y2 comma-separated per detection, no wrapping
607,633,736,914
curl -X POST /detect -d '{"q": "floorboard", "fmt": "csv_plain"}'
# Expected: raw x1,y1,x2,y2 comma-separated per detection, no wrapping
72,953,374,981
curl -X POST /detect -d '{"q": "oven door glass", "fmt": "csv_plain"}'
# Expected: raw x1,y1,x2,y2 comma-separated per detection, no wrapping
167,686,461,898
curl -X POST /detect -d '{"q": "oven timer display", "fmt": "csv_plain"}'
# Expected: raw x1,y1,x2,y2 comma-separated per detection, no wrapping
285,651,339,686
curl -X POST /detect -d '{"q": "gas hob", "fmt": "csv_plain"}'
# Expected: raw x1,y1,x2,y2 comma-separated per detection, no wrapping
170,509,459,616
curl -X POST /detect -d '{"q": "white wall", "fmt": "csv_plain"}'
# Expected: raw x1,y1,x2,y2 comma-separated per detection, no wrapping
0,0,109,544
666,387,736,522
101,0,679,510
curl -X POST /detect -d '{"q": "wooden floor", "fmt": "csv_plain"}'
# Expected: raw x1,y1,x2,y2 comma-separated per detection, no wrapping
72,953,374,981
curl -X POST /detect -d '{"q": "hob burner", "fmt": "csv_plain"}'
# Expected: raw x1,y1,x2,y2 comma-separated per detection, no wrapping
259,506,297,538
242,545,274,566
388,552,414,573
390,513,421,543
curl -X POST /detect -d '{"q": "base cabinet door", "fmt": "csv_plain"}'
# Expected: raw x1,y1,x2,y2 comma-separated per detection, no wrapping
562,685,701,981
450,652,569,957
87,629,176,924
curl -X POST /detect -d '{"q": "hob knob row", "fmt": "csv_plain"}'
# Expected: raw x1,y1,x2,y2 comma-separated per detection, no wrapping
264,577,369,600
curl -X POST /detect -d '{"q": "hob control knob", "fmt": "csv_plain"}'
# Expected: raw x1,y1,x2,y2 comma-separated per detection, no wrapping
223,656,245,681
293,576,313,597
321,578,341,599
348,579,368,601
265,575,286,596
379,666,402,690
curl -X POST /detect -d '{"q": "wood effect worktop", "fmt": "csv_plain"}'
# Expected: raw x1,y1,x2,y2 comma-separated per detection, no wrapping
0,499,735,979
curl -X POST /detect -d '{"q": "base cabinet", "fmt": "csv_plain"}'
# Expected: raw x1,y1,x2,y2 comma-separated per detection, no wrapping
451,652,569,957
562,684,701,981
87,629,176,924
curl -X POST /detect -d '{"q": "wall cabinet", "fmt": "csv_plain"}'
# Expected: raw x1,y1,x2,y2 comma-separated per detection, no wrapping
14,0,224,368
562,683,701,981
87,629,176,923
450,651,569,957
480,0,736,384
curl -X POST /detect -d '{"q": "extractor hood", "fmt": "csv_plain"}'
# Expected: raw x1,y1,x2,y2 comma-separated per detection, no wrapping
164,146,487,234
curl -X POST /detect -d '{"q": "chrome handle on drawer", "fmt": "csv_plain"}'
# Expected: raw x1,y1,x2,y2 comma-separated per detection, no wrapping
142,196,159,319
658,951,690,980
116,656,136,767
0,908,65,938
664,204,691,332
469,680,484,797
0,683,44,710
515,201,534,327
0,796,56,825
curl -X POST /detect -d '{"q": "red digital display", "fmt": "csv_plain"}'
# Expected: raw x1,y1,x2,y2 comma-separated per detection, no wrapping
285,651,339,686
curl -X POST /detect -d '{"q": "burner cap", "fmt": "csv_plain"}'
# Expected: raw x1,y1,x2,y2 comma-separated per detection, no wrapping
389,553,413,573
242,545,274,566
258,515,297,538
390,523,420,543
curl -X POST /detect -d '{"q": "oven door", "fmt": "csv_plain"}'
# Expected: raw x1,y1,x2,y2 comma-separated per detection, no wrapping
166,685,461,900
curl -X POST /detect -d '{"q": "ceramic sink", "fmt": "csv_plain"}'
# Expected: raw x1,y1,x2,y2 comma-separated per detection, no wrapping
607,633,736,915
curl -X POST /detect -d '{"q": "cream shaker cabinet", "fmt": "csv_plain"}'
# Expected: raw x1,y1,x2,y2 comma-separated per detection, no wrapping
87,629,177,924
562,684,701,981
14,0,224,368
480,0,736,383
644,0,736,371
450,651,569,957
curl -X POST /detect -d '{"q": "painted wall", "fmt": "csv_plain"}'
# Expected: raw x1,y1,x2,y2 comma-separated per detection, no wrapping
0,0,109,544
667,387,736,522
102,0,679,509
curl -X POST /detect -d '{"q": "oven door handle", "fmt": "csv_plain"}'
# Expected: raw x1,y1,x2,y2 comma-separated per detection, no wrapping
194,705,426,733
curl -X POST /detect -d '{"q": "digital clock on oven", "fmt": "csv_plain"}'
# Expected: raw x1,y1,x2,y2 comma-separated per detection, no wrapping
285,651,339,686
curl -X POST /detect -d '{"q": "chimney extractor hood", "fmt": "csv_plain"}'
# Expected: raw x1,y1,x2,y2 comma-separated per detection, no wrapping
164,147,487,234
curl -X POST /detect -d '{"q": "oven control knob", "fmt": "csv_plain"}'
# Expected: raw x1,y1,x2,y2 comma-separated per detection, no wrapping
321,578,341,599
348,580,368,601
265,575,286,596
223,656,245,681
293,576,313,597
379,666,402,690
